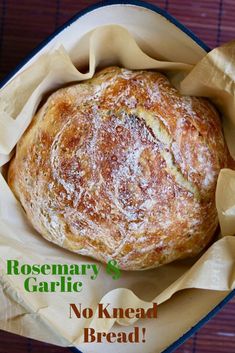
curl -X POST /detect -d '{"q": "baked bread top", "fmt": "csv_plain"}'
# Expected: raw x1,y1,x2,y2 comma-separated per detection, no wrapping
8,67,231,270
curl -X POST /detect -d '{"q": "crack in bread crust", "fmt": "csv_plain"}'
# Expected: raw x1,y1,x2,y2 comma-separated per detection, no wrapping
135,109,199,198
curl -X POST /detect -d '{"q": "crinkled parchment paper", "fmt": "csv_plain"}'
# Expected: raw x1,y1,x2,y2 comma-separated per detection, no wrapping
0,25,235,351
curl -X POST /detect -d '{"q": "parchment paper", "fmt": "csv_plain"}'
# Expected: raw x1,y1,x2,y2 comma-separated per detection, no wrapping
0,25,235,349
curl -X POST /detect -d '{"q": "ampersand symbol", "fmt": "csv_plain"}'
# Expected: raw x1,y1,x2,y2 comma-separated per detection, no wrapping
106,260,121,280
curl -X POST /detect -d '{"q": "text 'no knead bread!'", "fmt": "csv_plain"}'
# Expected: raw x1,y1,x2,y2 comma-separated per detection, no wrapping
8,67,234,270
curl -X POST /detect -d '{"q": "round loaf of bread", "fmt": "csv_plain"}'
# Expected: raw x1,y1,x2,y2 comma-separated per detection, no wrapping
8,67,231,270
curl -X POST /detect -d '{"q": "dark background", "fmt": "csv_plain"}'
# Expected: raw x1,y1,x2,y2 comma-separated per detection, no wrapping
0,0,235,352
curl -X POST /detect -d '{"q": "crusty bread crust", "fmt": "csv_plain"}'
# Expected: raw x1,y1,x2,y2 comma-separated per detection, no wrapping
8,67,231,270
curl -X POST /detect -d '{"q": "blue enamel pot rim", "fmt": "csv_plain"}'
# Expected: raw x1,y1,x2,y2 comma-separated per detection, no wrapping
0,1,234,352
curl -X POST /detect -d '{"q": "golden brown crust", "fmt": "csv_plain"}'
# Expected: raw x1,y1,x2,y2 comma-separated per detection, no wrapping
8,67,231,270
